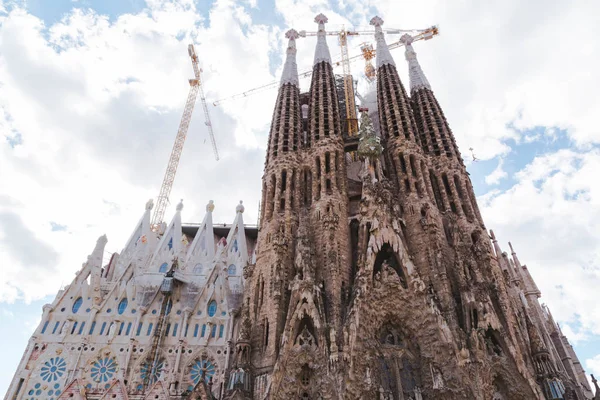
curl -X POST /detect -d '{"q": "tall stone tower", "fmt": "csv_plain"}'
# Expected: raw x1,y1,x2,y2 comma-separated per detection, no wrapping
226,14,594,400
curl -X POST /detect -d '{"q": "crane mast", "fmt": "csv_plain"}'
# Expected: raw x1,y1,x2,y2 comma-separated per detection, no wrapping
151,44,219,231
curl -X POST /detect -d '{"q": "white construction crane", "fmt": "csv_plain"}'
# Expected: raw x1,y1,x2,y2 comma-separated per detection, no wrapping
211,25,438,108
151,44,219,231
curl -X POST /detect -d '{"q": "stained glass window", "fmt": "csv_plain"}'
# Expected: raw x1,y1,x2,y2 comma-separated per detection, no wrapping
190,359,216,384
40,357,66,382
118,298,128,315
159,262,169,273
228,264,236,275
72,297,83,313
91,357,117,383
207,300,217,317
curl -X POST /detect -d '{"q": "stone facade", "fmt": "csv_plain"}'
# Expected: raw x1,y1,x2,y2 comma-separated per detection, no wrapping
5,13,598,400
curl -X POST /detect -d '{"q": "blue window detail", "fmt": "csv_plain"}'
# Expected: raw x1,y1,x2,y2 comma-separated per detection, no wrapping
91,357,117,383
147,323,153,336
72,297,83,313
207,300,217,317
126,322,132,336
221,311,227,316
233,239,238,252
70,322,78,335
168,237,173,250
228,264,236,275
40,357,66,382
211,325,217,338
118,298,128,315
89,321,96,335
201,324,206,337
219,324,224,338
190,359,216,384
165,323,171,336
118,322,124,335
99,322,107,335
136,323,143,336
159,262,169,273
52,321,60,334
194,324,199,337
140,359,164,385
41,321,49,334
173,323,178,336
78,322,86,335
165,299,173,315
184,324,189,337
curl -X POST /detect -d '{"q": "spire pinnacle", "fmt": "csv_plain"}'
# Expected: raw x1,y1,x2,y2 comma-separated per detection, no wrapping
370,16,395,68
400,34,431,91
313,14,331,66
281,29,300,87
206,200,215,213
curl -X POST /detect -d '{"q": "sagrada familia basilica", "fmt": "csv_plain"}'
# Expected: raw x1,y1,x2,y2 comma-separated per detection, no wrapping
5,14,600,400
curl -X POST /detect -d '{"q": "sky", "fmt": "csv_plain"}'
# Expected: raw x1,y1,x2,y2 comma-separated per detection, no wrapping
0,0,599,394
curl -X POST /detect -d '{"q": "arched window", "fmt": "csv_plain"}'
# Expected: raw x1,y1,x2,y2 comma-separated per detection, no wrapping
167,237,173,250
228,264,236,276
165,298,173,316
72,297,83,313
193,263,203,274
118,298,128,315
207,300,217,317
159,262,169,273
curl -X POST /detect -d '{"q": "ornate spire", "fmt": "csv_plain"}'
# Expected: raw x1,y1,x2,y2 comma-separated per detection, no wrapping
281,29,300,87
400,34,431,91
313,14,331,65
370,16,396,68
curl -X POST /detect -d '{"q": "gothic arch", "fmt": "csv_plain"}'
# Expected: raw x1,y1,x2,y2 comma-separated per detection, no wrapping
373,243,408,289
294,315,318,348
375,322,422,400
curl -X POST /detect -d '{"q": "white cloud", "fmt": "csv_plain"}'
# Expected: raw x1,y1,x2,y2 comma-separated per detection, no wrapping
485,158,507,185
587,354,600,376
479,148,600,335
0,0,278,302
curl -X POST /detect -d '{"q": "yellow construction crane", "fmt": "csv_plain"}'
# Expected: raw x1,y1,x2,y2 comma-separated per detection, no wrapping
212,25,439,119
151,44,219,231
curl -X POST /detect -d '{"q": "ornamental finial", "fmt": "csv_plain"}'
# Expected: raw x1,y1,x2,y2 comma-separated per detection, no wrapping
370,16,383,29
206,200,215,213
281,29,300,86
315,13,328,25
313,13,331,65
400,33,413,45
176,199,184,212
236,200,245,214
370,16,395,68
285,28,299,40
401,34,431,91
